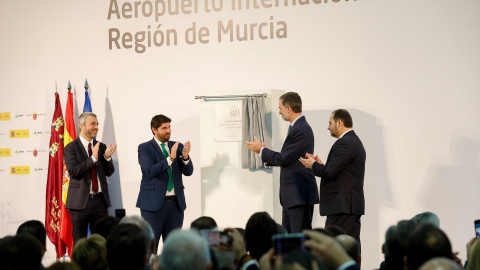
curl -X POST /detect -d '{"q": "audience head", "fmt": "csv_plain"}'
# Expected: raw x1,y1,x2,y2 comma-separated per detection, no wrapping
384,219,416,270
405,223,453,270
466,238,480,270
120,215,156,257
93,216,120,239
161,229,211,270
46,262,81,270
276,223,287,235
107,223,147,270
0,233,43,270
411,211,440,228
245,212,278,260
190,216,218,231
419,257,462,270
16,220,47,254
71,234,107,270
335,234,361,265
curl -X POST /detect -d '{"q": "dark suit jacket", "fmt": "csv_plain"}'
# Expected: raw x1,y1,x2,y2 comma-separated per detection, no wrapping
65,137,115,210
312,130,366,216
136,139,194,212
261,116,319,208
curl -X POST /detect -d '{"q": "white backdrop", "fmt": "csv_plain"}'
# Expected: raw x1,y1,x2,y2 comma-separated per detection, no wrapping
1,0,479,268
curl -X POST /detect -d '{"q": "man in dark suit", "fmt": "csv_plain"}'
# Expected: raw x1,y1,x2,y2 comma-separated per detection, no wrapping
245,92,319,233
300,109,366,249
136,114,193,251
65,112,117,246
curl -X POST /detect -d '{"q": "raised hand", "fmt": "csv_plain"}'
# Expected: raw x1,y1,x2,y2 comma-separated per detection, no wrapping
92,141,100,160
170,141,180,159
244,136,263,153
182,141,191,159
105,143,117,159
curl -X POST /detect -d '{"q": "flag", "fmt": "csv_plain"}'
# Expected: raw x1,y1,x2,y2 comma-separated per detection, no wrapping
46,92,67,258
60,86,76,257
83,79,92,112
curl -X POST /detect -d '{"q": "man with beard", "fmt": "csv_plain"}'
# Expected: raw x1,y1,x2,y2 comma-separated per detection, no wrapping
65,112,117,246
136,114,193,251
299,109,366,252
245,92,319,233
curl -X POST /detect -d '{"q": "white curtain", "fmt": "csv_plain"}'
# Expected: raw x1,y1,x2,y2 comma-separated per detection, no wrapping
241,96,271,169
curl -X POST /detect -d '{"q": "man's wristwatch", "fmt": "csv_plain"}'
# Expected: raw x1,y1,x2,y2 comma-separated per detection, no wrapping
182,156,189,161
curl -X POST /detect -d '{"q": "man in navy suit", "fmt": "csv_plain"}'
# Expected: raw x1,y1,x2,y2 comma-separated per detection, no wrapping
136,114,193,251
65,112,117,246
245,92,319,233
300,109,366,250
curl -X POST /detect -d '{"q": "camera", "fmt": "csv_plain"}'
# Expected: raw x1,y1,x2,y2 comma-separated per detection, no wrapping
475,219,480,238
272,233,308,254
200,230,233,247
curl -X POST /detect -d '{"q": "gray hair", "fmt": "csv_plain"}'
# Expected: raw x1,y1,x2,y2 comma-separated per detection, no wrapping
419,257,462,270
411,211,440,228
161,229,211,270
119,215,154,255
78,112,97,126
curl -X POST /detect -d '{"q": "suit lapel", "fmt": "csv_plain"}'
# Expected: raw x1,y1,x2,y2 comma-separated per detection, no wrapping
151,139,165,159
77,137,89,159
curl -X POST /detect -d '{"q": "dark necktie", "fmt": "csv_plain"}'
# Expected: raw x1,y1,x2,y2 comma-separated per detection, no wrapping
288,125,292,134
161,143,174,192
88,142,99,193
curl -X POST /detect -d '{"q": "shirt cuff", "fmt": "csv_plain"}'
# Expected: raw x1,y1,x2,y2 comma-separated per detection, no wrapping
241,260,257,270
182,157,190,165
91,156,97,163
259,147,265,157
338,260,356,270
104,155,112,162
167,158,172,166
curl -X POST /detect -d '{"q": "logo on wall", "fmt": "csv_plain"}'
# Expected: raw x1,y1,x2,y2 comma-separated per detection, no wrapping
0,112,11,121
0,148,11,157
10,166,30,175
33,111,37,120
230,106,240,118
33,147,38,157
9,129,29,138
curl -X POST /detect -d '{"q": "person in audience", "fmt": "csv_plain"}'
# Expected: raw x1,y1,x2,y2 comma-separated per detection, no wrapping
465,237,480,270
336,235,360,265
71,234,107,270
107,223,147,270
161,229,212,270
404,223,453,270
244,212,278,261
16,220,47,259
0,233,44,270
93,216,120,239
380,219,416,270
46,262,81,270
419,257,462,270
411,211,440,228
191,216,218,231
120,215,156,260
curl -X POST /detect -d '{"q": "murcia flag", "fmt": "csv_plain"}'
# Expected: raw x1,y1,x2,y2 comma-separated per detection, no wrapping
45,92,67,258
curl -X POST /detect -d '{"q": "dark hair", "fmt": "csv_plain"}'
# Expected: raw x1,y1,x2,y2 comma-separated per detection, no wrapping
107,224,146,270
384,220,416,270
282,249,327,270
94,216,120,239
190,216,218,231
280,92,302,113
406,223,453,270
16,220,46,246
332,109,353,128
150,114,171,135
0,233,43,270
244,212,278,260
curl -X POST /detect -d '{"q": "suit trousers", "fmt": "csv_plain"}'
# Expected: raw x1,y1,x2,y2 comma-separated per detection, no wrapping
326,214,362,253
69,193,108,247
282,205,314,233
141,197,184,253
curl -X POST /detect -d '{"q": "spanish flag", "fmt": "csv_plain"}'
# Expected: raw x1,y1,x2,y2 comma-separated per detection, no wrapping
45,92,67,258
61,84,75,257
